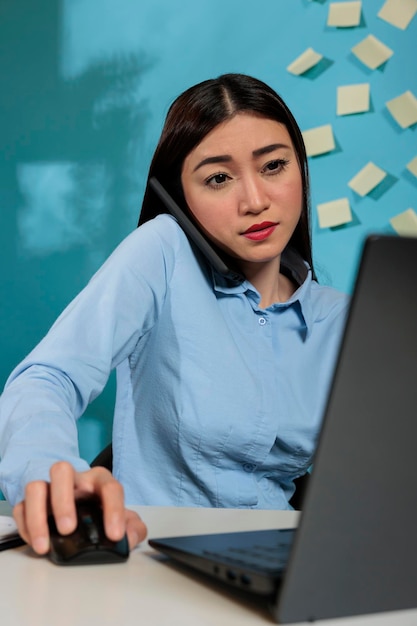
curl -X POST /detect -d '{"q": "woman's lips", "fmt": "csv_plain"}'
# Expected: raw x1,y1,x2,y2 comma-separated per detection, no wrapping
242,221,278,241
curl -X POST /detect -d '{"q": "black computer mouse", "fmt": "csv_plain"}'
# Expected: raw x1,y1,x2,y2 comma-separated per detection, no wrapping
47,494,129,565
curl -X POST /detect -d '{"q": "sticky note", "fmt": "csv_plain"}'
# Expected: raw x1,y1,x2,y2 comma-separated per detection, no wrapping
390,208,417,236
302,124,335,157
317,198,353,228
337,83,370,115
327,1,362,27
351,34,393,70
386,91,417,128
378,0,417,30
348,162,387,196
287,48,323,75
406,155,417,177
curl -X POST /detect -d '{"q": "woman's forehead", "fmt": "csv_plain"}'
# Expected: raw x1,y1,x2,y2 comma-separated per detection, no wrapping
184,114,293,165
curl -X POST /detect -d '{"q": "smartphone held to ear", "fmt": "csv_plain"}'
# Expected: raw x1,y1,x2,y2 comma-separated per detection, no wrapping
148,177,242,282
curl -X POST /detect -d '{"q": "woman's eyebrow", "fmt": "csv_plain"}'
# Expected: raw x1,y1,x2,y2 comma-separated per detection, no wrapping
193,143,291,172
252,143,291,158
193,155,232,172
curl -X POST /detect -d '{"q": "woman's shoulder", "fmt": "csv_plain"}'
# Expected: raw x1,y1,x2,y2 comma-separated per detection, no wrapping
309,279,350,321
125,213,184,246
111,214,188,264
84,215,191,290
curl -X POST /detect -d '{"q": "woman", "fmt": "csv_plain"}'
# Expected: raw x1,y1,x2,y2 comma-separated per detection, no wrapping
0,74,349,554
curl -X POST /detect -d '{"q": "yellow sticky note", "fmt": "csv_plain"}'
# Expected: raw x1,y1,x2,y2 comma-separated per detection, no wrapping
378,0,417,30
302,124,336,157
287,48,323,75
337,83,370,115
351,34,393,70
348,162,387,196
406,155,417,177
327,1,362,27
317,198,353,229
390,208,417,236
386,91,417,128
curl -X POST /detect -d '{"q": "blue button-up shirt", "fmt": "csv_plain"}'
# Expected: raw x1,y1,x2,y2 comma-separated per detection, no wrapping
0,215,349,508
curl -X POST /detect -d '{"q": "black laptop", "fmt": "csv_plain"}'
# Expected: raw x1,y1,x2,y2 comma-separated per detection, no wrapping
149,235,417,623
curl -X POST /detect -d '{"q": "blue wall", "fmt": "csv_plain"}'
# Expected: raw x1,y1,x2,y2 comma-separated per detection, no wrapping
1,0,416,463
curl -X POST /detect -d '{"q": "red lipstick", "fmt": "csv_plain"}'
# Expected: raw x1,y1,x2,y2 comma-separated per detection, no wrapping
242,221,277,241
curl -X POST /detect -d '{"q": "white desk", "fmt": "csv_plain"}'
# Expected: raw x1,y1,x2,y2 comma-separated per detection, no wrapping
0,501,416,626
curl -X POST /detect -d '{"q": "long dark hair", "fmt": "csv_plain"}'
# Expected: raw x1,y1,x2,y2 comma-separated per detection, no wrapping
139,73,314,273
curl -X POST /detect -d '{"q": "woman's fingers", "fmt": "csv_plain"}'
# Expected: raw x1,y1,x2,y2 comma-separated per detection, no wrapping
89,469,127,541
125,508,148,549
12,462,148,555
13,480,50,554
49,461,79,535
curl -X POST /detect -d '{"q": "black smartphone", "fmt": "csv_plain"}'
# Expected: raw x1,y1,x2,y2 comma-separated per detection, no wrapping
149,177,242,282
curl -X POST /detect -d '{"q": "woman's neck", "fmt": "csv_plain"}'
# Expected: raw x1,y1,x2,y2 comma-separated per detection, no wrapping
239,257,296,309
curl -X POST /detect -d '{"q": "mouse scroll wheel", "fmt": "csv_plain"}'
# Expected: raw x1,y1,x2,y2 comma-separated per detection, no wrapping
82,514,100,545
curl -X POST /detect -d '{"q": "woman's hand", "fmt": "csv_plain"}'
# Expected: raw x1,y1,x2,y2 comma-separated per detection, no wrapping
13,461,148,555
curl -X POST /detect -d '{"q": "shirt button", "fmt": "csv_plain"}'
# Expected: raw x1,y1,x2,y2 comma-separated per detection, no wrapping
258,317,267,326
243,463,256,472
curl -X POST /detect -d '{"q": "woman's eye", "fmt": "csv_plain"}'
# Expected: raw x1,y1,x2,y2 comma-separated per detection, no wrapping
264,159,289,173
206,173,229,187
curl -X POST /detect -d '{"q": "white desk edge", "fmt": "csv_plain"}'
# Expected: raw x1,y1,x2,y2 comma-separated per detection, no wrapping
0,502,416,626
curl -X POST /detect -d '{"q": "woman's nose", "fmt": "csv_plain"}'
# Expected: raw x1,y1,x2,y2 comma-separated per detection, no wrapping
238,177,270,214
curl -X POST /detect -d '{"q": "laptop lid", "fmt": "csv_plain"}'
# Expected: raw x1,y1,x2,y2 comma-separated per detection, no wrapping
149,235,417,623
274,233,417,622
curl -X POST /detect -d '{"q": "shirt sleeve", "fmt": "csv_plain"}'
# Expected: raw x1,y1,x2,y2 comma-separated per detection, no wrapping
0,217,176,504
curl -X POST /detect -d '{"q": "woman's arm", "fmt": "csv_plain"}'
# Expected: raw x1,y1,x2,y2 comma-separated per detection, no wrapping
0,220,174,503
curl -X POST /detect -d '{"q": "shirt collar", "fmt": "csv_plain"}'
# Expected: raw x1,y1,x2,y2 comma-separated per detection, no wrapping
212,247,314,336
